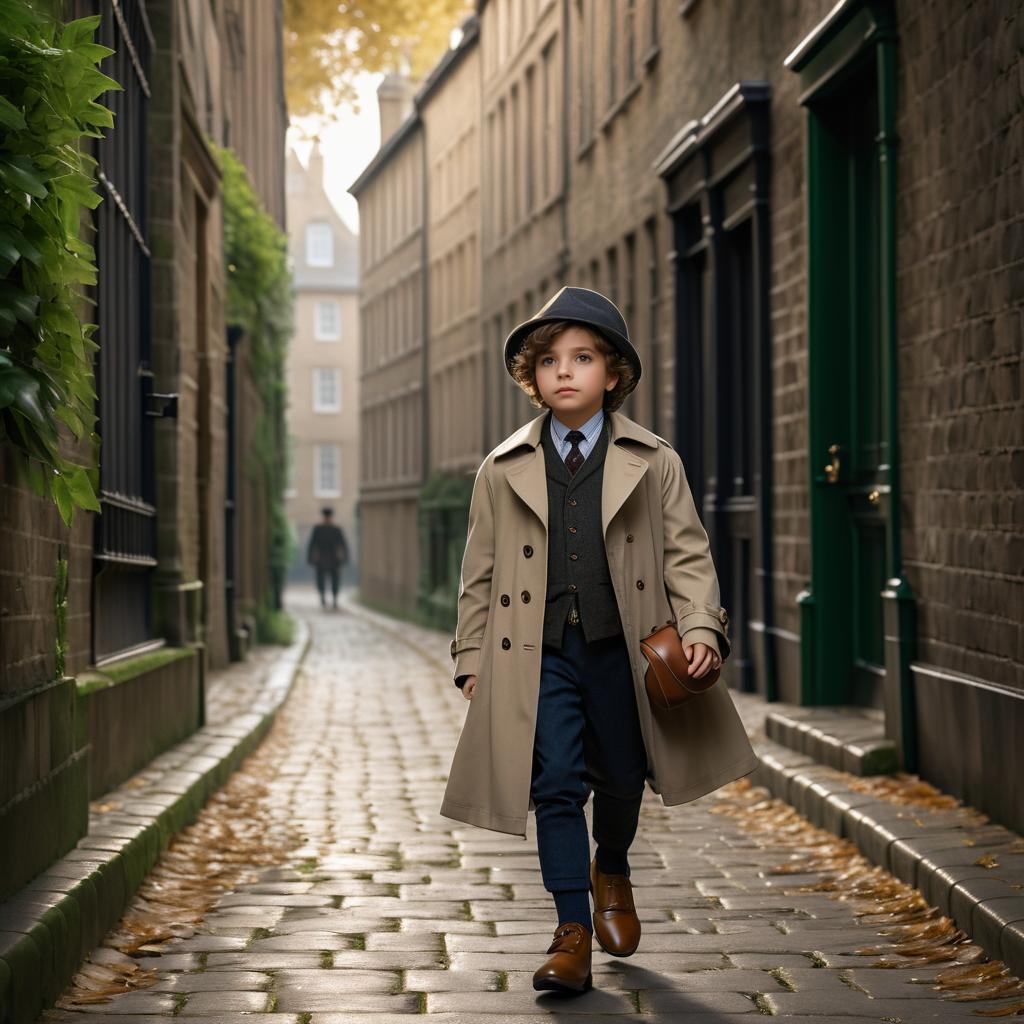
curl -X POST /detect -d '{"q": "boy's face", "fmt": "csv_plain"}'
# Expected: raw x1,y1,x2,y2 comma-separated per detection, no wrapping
534,325,619,422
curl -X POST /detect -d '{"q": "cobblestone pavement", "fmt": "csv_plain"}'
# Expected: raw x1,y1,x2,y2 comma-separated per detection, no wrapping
38,587,1019,1022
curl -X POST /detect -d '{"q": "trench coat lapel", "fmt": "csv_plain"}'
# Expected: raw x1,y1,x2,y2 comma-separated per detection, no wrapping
495,410,657,538
497,418,548,530
603,441,648,536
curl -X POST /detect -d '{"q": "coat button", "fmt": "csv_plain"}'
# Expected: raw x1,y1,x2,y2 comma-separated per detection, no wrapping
569,552,579,560
636,579,645,590
500,594,510,606
568,583,577,592
501,637,511,650
521,590,530,603
568,526,577,534
626,533,634,543
523,544,533,557
568,498,577,506
719,609,729,625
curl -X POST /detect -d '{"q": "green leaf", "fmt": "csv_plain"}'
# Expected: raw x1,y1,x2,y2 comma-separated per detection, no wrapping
0,224,44,271
0,359,42,414
0,95,27,131
0,155,48,198
0,280,41,325
54,401,84,437
52,472,73,525
63,464,100,511
59,14,102,49
80,99,114,128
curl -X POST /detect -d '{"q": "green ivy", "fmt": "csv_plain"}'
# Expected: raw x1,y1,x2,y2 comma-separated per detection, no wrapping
0,4,120,524
209,141,294,612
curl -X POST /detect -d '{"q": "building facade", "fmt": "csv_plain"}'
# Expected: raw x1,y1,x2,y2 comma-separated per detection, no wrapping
0,0,289,898
350,0,1022,833
284,144,360,582
348,79,427,616
478,0,569,448
417,19,483,625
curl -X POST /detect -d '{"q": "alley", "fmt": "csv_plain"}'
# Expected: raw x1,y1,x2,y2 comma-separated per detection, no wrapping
39,589,1022,1022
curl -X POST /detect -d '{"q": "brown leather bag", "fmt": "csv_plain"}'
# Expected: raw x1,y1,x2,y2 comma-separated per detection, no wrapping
639,620,721,711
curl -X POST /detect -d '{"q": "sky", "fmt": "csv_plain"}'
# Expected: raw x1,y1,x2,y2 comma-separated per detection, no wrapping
286,69,386,236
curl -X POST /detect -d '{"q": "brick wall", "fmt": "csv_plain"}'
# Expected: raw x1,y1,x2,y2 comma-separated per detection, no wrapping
896,0,1023,693
0,448,91,898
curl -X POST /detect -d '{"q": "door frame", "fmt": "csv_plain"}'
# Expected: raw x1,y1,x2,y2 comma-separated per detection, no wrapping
786,0,918,769
655,82,778,701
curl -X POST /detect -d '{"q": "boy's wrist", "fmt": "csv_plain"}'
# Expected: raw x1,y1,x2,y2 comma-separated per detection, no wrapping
679,626,722,662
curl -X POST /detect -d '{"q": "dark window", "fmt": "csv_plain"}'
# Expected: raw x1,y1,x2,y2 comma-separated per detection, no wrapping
92,0,158,663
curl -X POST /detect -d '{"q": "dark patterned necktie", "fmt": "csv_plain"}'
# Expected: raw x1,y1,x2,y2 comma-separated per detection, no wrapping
564,429,586,475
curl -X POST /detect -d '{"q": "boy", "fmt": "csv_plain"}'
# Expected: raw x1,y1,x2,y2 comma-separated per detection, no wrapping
440,286,759,994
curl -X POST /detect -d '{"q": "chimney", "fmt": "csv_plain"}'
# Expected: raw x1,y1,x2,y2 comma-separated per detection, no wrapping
307,139,324,190
377,72,416,144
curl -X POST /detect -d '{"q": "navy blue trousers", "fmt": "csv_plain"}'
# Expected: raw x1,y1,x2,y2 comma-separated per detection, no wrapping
530,619,648,892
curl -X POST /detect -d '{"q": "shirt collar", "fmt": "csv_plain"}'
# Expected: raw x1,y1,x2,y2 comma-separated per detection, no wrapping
550,406,604,446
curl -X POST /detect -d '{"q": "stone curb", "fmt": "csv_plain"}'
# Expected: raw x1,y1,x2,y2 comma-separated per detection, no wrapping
749,734,1024,979
0,619,310,1024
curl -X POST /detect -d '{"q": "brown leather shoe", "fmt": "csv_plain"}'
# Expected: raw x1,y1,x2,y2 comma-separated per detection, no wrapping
532,921,593,993
590,857,641,957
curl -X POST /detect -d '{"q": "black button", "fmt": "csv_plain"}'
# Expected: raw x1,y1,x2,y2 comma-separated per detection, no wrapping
521,590,530,603
523,544,533,557
636,579,645,590
500,594,510,606
626,534,634,543
570,553,578,560
568,526,577,534
501,637,511,650
568,498,578,506
568,584,577,592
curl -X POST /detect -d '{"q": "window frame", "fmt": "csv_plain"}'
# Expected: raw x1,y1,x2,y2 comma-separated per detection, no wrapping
312,367,342,413
305,221,334,268
313,443,342,498
314,299,341,341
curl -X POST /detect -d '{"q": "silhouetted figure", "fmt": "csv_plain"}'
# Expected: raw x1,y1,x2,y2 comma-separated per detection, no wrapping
307,507,349,609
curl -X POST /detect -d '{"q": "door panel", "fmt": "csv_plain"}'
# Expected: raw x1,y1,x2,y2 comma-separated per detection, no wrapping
718,215,758,692
808,55,888,708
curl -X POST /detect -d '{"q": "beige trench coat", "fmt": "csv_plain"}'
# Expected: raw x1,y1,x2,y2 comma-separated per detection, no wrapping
439,408,760,837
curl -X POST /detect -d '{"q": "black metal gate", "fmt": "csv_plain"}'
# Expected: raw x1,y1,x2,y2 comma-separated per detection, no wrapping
91,0,159,663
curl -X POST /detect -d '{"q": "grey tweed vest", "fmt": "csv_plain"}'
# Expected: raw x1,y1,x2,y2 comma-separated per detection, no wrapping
540,412,624,649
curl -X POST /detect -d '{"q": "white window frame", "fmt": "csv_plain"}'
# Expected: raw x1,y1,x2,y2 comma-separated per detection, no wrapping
305,222,334,267
314,300,341,341
312,368,341,413
313,444,341,498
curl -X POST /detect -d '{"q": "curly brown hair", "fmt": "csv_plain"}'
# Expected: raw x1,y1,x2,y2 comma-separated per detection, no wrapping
509,320,637,412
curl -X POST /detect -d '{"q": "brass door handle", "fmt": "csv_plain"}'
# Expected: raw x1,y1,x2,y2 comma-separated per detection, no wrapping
824,444,841,484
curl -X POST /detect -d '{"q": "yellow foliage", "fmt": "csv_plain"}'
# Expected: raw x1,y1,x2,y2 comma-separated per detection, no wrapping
284,0,474,119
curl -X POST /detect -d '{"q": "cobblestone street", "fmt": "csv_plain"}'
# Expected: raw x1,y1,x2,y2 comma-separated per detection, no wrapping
38,589,1021,1022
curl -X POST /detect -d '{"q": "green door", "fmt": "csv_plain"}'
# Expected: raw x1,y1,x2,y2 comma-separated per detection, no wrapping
806,56,888,708
789,0,917,767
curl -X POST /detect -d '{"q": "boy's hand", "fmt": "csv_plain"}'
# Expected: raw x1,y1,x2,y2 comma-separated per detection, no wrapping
462,675,478,700
683,642,721,679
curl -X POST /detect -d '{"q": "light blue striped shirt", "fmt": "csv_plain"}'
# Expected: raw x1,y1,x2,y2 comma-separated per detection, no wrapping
549,408,605,465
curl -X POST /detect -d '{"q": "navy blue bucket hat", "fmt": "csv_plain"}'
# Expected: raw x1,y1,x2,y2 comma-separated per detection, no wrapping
503,286,643,398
